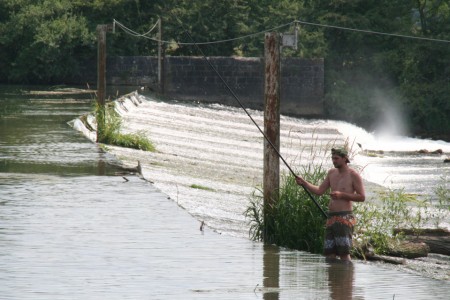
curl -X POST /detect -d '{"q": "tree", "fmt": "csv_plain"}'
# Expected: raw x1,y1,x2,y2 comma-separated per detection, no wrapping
0,0,93,83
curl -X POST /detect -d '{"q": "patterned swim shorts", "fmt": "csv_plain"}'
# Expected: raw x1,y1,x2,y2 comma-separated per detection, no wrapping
324,211,356,256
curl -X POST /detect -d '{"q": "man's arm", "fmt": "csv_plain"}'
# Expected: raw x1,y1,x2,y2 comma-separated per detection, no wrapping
296,171,331,196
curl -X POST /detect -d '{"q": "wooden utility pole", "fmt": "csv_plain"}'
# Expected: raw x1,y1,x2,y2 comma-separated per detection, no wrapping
157,18,165,94
263,32,281,240
96,24,113,142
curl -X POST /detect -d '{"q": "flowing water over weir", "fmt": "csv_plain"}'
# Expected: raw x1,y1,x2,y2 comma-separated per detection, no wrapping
89,92,450,237
1,87,449,299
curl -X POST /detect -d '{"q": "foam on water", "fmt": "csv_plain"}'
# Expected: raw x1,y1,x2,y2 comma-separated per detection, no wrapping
334,120,450,153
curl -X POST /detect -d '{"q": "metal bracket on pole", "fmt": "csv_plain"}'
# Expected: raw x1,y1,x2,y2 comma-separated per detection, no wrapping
282,25,298,50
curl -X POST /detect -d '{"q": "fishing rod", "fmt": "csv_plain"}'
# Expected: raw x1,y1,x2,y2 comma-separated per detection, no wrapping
173,18,328,219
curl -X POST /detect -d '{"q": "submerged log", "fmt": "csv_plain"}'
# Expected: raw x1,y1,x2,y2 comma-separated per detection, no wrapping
405,236,450,256
386,241,429,259
394,228,450,256
355,240,429,262
367,255,406,265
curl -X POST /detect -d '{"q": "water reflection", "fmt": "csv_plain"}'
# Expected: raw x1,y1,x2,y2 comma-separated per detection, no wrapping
327,261,357,300
263,244,280,300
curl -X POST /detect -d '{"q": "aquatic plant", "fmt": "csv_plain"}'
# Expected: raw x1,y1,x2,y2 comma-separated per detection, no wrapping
95,101,155,152
353,175,449,257
429,175,449,228
190,184,215,191
245,167,329,254
352,189,429,256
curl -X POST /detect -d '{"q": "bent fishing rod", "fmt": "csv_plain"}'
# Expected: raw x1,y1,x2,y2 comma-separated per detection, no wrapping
173,20,328,219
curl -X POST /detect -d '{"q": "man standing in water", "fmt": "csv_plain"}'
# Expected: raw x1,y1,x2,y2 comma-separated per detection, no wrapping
296,148,365,261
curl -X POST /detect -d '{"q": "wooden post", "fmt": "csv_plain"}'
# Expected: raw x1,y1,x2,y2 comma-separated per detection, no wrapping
96,24,112,142
157,18,165,94
263,32,281,240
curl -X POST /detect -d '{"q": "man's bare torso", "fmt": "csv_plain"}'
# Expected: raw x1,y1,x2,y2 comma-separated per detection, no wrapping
328,168,357,212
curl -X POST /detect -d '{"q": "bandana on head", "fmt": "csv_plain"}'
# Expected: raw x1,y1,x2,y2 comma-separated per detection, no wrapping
331,148,350,163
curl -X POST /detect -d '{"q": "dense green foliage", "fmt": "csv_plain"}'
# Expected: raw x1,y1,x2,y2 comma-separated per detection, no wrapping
245,170,329,254
1,0,449,138
96,102,155,151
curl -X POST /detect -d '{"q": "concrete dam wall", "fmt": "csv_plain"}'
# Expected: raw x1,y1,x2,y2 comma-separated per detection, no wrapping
106,56,324,117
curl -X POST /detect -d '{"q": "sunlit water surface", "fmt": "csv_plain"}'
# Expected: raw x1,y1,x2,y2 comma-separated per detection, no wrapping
1,86,449,299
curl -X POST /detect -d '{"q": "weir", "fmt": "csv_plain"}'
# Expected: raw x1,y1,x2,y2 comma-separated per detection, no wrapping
73,91,450,236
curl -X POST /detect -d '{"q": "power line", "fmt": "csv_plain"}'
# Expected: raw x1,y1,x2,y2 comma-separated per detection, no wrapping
295,19,450,44
113,19,450,45
114,19,159,38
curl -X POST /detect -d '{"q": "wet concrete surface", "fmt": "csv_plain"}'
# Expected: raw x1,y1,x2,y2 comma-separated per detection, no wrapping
66,92,450,298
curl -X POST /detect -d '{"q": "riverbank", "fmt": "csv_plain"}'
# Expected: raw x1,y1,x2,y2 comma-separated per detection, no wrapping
72,91,449,282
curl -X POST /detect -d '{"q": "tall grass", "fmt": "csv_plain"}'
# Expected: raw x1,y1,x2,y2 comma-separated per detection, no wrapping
353,175,449,256
352,189,427,256
95,102,155,151
431,175,449,228
244,134,449,257
245,166,329,254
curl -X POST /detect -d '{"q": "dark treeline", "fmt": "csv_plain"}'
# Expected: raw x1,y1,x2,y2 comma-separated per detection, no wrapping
1,0,449,139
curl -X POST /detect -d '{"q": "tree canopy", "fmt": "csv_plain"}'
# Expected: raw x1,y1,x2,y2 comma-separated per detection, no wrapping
0,0,449,139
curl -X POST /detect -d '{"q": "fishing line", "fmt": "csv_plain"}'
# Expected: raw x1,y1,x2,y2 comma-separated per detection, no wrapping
172,17,328,218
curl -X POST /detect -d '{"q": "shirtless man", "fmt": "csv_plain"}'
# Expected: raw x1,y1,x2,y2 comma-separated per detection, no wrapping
296,147,365,261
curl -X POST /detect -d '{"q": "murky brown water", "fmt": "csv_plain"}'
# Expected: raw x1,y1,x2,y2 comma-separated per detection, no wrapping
1,86,449,299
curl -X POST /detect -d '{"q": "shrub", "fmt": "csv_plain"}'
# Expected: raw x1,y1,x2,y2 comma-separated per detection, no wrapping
96,102,155,152
245,169,329,254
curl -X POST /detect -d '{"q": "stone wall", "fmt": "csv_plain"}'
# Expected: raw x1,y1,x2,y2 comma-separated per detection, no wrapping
107,56,324,117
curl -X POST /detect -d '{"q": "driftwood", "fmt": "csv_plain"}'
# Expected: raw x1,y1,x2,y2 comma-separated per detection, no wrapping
394,228,450,256
385,241,430,259
355,228,449,264
367,254,406,265
357,241,429,264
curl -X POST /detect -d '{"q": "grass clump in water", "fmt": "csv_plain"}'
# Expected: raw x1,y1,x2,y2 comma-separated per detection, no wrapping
96,102,155,151
352,189,428,257
190,184,215,192
353,175,449,257
245,136,339,253
245,166,329,254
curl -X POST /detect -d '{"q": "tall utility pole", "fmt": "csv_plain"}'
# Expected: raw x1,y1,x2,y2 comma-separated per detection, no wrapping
157,17,165,94
96,24,113,142
263,32,281,240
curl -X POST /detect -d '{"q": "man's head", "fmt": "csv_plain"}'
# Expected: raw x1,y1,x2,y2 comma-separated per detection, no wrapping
331,147,350,164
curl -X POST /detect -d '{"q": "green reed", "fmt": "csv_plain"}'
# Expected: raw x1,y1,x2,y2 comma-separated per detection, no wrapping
245,167,329,254
95,102,155,152
352,189,425,256
431,175,449,228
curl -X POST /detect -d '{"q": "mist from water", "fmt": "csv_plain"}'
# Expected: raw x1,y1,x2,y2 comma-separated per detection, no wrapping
371,89,409,139
335,89,450,152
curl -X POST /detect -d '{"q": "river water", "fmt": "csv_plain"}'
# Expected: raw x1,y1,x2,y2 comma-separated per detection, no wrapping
1,85,449,299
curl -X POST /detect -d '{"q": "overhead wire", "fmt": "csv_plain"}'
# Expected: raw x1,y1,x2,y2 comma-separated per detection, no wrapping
113,19,159,38
113,19,450,45
294,19,450,44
